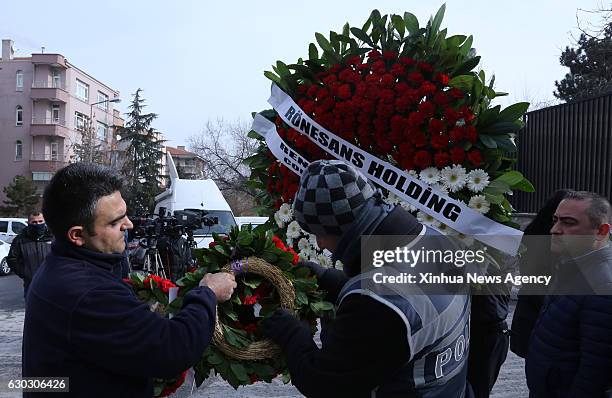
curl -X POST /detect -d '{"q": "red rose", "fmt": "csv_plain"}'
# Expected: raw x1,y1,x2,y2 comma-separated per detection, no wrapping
399,142,416,155
407,131,426,147
448,88,465,100
433,92,450,106
381,74,395,88
450,147,466,164
391,63,406,78
399,56,416,66
434,151,451,168
317,87,330,99
418,101,436,118
243,295,259,305
337,84,352,100
467,149,483,166
414,150,433,169
419,81,437,97
368,49,382,59
347,55,361,66
444,108,460,125
407,71,425,86
431,133,449,150
428,118,445,134
449,127,464,142
417,62,433,73
322,74,337,85
372,60,386,74
465,125,478,143
434,72,450,85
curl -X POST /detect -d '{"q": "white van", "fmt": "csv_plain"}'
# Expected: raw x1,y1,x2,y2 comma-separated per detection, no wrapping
154,153,237,249
0,218,28,243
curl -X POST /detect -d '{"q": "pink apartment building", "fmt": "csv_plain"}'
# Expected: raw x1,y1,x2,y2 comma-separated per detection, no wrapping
0,39,123,201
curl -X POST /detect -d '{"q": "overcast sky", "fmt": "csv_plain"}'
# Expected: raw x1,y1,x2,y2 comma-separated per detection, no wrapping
1,0,604,146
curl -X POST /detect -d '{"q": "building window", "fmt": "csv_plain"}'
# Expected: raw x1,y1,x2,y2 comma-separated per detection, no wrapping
51,142,59,161
96,121,107,142
52,104,60,123
32,172,53,181
97,92,109,111
75,79,89,102
75,112,88,131
52,70,61,88
16,106,23,126
15,141,22,161
16,70,23,91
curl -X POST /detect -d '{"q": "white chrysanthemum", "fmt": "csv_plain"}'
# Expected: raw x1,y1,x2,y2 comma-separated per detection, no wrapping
317,253,333,268
334,260,344,269
431,183,450,196
467,169,490,193
440,165,467,193
274,211,285,228
433,220,450,235
399,200,418,213
297,237,310,252
308,234,319,250
286,237,294,248
298,249,311,262
417,211,436,225
407,169,418,178
277,203,293,222
386,192,401,204
419,167,440,185
468,195,490,214
286,220,302,239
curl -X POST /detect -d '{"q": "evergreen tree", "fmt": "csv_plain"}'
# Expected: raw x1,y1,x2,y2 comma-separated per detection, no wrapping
554,22,612,101
116,89,164,215
0,176,39,216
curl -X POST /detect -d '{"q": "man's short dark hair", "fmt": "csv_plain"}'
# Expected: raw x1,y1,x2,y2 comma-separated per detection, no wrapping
564,191,612,227
42,163,124,241
28,211,42,219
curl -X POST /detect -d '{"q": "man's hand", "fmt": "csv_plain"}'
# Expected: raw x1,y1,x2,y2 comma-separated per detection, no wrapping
199,273,236,303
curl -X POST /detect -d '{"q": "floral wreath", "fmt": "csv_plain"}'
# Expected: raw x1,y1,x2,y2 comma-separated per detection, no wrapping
246,5,534,261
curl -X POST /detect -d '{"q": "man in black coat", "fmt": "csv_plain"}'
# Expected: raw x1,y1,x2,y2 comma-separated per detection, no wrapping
7,212,53,299
22,163,237,397
262,160,472,398
526,191,612,397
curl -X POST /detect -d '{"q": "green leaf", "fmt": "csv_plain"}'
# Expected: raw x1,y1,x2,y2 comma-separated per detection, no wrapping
315,32,334,53
296,290,309,306
449,75,474,92
478,105,501,127
513,178,535,192
459,35,473,56
498,102,530,122
479,121,522,135
484,193,504,205
275,61,291,78
237,229,253,246
207,351,224,365
391,14,405,36
308,43,318,60
495,171,524,187
431,4,446,35
453,56,481,75
403,12,419,35
479,135,497,149
247,130,262,140
350,27,375,47
264,71,281,85
230,362,250,383
493,136,518,152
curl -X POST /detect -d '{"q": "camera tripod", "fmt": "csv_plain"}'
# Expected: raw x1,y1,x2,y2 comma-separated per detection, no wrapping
142,236,168,279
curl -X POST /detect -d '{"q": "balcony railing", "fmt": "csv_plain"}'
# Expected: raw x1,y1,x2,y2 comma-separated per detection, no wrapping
32,81,66,90
31,117,67,126
30,153,68,162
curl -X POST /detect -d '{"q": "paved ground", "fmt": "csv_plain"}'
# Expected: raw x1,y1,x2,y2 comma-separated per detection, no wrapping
0,274,528,397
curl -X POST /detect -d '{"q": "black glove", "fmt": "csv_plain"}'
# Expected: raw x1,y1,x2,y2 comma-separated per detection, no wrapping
299,260,327,278
262,309,305,347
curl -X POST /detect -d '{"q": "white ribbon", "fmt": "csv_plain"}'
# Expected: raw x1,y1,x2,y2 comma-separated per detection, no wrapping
251,84,523,255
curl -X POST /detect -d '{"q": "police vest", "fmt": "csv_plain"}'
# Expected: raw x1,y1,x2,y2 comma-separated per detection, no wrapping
338,227,471,398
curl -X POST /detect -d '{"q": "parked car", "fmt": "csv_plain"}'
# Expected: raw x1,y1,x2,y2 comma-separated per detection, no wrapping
0,218,28,243
236,216,269,230
0,239,12,276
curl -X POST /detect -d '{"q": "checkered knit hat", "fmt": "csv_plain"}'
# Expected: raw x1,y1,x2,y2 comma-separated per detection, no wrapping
293,160,376,236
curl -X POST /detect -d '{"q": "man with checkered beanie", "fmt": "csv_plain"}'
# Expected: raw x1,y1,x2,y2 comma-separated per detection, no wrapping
262,160,473,398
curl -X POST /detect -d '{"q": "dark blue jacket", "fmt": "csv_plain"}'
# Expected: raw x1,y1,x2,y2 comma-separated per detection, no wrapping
526,246,612,398
22,240,217,397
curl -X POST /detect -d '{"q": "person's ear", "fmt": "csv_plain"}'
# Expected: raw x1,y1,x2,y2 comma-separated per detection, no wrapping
596,223,611,240
67,226,86,246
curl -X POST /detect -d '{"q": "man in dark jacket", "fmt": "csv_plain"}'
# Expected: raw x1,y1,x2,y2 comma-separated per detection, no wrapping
22,163,237,397
263,160,472,398
7,212,53,299
526,191,612,397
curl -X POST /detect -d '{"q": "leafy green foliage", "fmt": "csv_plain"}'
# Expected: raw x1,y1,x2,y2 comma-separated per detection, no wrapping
0,175,39,216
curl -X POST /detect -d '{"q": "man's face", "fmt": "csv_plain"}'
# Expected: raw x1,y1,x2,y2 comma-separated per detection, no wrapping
82,191,133,254
550,199,604,255
28,214,44,225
